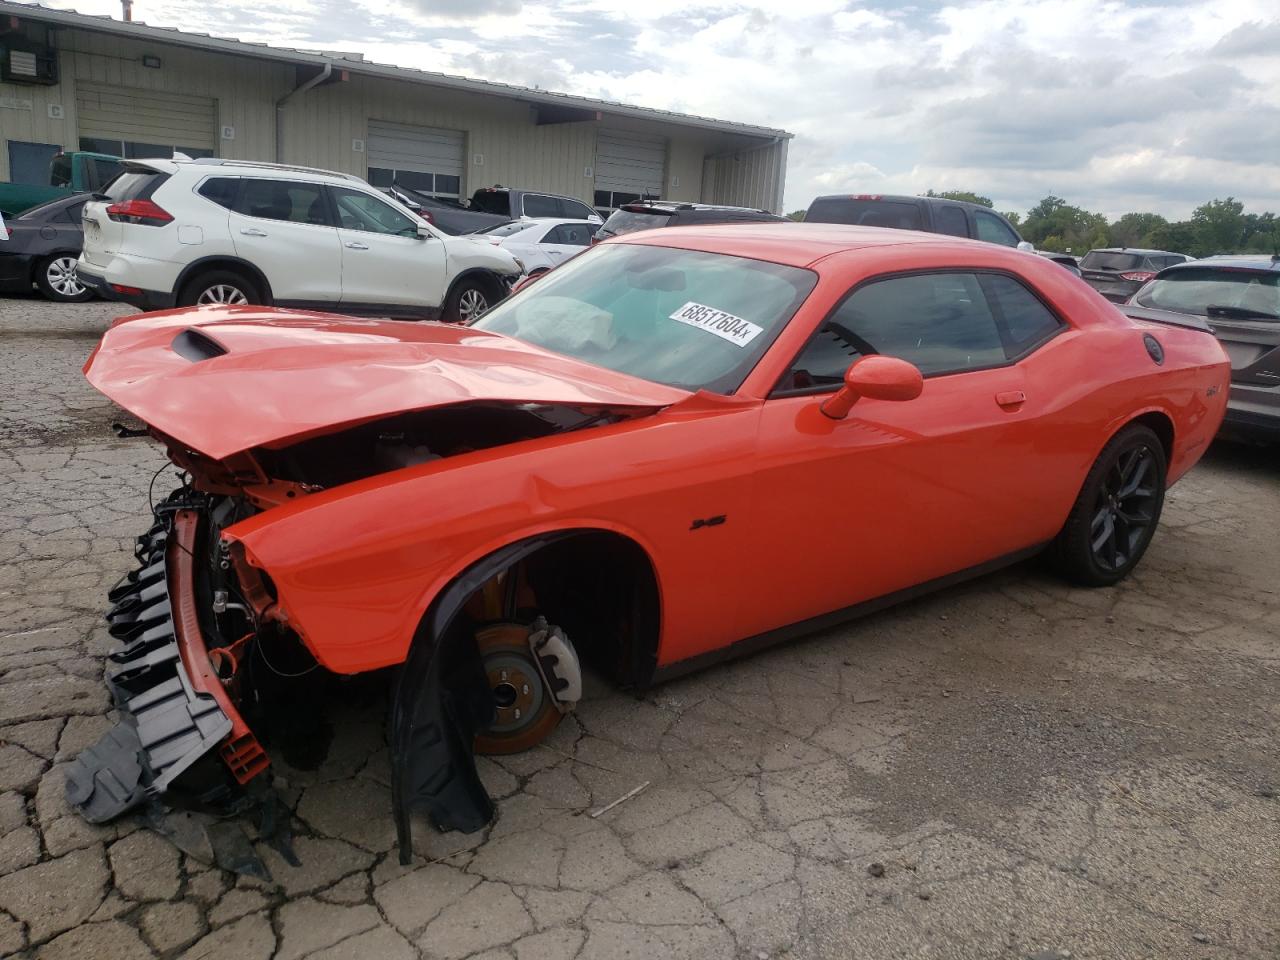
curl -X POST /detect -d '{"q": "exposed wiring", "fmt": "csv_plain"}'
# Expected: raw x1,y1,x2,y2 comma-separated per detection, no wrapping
253,631,320,679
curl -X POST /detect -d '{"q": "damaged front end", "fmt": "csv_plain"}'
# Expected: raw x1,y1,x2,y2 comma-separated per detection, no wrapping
65,490,301,873
66,408,601,870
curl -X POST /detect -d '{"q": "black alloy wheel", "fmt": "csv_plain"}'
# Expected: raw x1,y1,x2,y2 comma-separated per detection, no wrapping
1090,443,1161,573
1050,423,1167,586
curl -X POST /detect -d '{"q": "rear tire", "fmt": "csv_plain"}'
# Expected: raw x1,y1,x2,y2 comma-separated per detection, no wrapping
178,269,260,307
36,255,92,302
1050,423,1166,586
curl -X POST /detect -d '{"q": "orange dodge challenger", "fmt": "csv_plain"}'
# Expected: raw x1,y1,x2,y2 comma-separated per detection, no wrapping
67,224,1229,864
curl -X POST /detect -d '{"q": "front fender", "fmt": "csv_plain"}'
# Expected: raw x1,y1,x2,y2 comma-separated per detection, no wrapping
389,531,578,863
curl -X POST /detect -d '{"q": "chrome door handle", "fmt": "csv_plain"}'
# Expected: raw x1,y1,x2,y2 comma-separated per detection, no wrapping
345,242,369,250
239,228,268,237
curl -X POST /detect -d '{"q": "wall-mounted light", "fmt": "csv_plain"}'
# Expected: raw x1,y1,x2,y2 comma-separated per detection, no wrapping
141,54,162,69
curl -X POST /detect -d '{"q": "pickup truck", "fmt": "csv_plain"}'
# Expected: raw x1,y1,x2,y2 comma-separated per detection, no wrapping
805,194,1033,251
0,151,124,217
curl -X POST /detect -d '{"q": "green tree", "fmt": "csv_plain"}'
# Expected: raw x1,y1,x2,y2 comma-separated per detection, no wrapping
923,189,993,208
1144,220,1199,256
1110,212,1167,248
786,209,807,221
1191,198,1246,255
1021,196,1108,251
1001,211,1022,227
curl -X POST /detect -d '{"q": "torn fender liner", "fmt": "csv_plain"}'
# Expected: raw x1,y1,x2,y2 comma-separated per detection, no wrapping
392,532,575,864
65,508,267,822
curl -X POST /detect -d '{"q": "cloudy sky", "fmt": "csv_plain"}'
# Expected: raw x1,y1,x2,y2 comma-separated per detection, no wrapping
52,0,1280,219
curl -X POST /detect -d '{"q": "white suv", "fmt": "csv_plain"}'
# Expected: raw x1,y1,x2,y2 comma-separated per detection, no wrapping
76,158,523,321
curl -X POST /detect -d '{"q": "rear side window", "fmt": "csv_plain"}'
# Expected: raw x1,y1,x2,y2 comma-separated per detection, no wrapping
104,170,169,202
805,199,923,230
522,194,560,218
545,223,593,246
934,206,969,237
979,274,1063,354
198,177,239,210
236,179,330,226
470,191,511,216
974,210,1020,247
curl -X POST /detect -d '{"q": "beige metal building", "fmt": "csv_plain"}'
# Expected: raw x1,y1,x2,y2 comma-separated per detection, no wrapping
0,1,790,214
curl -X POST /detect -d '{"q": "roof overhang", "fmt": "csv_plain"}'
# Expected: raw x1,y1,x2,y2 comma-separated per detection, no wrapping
0,1,793,141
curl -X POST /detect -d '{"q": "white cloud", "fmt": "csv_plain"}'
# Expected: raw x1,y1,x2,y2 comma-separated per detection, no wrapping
44,0,1280,219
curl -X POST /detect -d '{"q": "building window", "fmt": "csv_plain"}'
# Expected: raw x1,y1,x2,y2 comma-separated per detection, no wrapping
593,190,645,217
79,137,214,160
367,167,460,199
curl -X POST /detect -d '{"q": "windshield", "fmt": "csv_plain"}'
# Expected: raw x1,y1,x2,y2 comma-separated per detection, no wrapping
596,209,671,239
472,244,817,394
476,221,529,237
1136,268,1280,319
1081,251,1142,271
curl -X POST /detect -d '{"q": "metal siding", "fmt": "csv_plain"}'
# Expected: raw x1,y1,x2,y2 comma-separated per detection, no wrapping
594,131,666,195
76,82,217,150
702,140,787,212
366,120,464,176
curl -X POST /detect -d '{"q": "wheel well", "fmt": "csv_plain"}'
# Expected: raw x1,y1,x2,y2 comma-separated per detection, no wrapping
1130,411,1174,465
450,530,661,690
176,258,274,303
448,269,507,307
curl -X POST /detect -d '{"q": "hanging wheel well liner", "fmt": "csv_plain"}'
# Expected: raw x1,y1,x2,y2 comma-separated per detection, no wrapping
391,529,661,863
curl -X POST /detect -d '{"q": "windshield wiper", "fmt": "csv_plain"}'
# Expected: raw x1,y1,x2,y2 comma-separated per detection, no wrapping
1206,304,1280,321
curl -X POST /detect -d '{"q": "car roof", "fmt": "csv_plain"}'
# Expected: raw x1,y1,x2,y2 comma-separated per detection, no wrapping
615,222,1000,268
619,201,771,215
810,193,993,213
1165,255,1280,273
124,157,367,186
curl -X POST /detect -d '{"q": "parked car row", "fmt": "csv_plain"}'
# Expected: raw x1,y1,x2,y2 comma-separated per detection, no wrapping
74,158,524,321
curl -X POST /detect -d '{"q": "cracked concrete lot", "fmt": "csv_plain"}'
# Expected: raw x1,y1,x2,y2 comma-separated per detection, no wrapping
0,297,1277,960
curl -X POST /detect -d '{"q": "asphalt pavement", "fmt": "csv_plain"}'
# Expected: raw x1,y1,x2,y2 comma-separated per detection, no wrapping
0,297,1276,959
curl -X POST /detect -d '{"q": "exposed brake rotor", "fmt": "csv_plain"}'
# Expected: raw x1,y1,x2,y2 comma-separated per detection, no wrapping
473,620,581,755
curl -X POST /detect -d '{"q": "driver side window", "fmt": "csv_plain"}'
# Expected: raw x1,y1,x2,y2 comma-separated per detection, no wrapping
331,187,418,237
778,272,1008,392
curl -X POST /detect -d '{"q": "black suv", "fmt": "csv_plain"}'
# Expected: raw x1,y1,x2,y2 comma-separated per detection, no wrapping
594,201,786,241
804,194,1029,249
1078,248,1190,302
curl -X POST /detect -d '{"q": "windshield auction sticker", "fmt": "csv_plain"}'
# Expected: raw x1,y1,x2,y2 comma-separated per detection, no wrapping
669,302,763,348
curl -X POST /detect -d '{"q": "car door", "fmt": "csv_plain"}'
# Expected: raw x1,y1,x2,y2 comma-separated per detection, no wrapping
538,222,593,270
330,186,446,310
743,270,1066,638
227,178,343,303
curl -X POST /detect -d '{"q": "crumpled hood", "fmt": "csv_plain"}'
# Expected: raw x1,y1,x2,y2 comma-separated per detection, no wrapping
84,305,690,459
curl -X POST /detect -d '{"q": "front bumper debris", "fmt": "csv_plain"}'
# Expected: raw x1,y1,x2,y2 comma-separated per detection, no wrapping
66,506,269,822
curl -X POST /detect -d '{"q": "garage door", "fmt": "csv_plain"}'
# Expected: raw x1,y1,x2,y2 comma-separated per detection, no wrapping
594,131,666,211
366,120,465,198
76,82,216,158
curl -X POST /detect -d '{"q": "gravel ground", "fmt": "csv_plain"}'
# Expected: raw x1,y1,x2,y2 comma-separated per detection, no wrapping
0,296,1277,960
